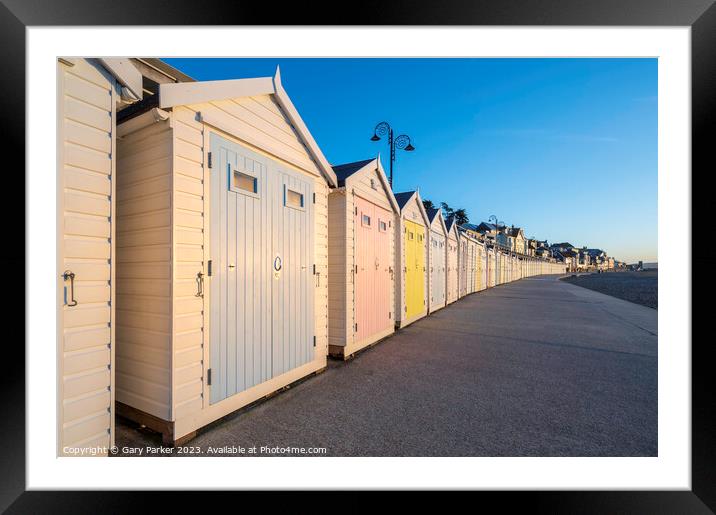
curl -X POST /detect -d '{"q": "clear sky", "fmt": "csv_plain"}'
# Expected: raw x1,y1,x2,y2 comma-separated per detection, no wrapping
164,58,657,263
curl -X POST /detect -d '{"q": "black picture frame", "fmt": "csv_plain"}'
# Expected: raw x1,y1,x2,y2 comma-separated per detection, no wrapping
3,0,710,510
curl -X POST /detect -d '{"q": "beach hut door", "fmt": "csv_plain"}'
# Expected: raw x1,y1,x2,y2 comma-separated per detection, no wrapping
209,134,314,404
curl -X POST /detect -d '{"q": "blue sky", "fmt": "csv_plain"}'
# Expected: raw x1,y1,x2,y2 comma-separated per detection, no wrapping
164,58,657,263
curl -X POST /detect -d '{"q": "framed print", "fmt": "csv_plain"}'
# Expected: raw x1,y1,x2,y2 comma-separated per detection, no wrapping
4,0,713,510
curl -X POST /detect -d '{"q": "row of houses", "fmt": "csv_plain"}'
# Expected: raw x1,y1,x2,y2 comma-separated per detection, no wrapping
56,58,567,455
460,222,620,273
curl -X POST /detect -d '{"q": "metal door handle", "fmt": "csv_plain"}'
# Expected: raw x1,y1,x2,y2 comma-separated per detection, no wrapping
62,270,77,306
196,272,204,297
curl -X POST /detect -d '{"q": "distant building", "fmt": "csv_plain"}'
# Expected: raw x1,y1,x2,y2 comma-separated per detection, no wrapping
474,222,510,251
507,226,526,255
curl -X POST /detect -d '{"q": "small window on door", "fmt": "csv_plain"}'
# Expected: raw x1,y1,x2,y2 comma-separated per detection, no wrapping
232,170,258,195
285,187,304,209
379,220,387,232
362,213,371,227
408,231,414,240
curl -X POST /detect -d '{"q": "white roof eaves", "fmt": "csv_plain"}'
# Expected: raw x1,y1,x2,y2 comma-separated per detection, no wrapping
432,209,448,236
272,68,337,187
346,156,400,214
410,191,431,227
158,76,276,109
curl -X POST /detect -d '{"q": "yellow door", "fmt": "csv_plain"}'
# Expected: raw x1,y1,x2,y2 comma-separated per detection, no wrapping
404,220,425,319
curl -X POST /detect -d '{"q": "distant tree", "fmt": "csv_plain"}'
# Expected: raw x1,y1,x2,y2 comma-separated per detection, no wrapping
422,199,435,212
454,208,469,225
440,202,454,220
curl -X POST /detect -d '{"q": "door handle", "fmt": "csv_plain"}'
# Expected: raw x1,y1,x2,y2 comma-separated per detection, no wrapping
62,270,77,306
196,272,204,297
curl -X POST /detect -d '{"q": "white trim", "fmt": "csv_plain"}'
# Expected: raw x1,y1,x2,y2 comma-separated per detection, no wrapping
272,67,337,187
429,208,449,238
159,69,337,186
197,109,323,178
98,57,143,100
158,76,275,108
398,190,431,227
344,156,400,214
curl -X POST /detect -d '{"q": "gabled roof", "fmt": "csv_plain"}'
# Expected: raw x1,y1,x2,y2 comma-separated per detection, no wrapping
394,191,416,210
426,207,448,236
394,190,430,226
445,216,460,238
158,66,337,187
331,156,399,214
333,159,375,185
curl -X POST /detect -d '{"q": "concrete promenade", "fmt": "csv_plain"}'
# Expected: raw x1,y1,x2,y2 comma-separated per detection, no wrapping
116,275,657,456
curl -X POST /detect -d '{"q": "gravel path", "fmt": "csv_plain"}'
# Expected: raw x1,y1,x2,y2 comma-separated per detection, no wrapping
561,271,658,309
115,275,657,457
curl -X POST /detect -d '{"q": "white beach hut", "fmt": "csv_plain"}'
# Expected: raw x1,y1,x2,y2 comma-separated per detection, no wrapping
114,68,337,444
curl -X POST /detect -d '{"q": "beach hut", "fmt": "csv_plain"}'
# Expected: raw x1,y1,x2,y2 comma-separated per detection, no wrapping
458,227,479,296
394,191,430,328
57,57,145,456
480,240,488,290
114,68,337,445
445,217,460,304
327,157,399,359
475,240,484,291
426,207,448,314
487,246,496,288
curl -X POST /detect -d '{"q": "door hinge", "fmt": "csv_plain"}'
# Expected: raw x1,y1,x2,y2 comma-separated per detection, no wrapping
313,264,316,274
355,207,358,215
389,312,392,319
354,323,358,332
207,152,212,168
207,368,212,386
207,260,213,276
313,336,316,347
313,192,316,204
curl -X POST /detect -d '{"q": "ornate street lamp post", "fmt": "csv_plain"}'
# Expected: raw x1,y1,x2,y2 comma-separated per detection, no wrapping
370,121,415,188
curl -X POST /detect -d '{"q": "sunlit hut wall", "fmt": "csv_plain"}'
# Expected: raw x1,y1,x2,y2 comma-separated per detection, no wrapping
426,207,448,314
458,227,479,297
445,217,460,304
114,68,336,445
327,157,399,360
57,57,149,456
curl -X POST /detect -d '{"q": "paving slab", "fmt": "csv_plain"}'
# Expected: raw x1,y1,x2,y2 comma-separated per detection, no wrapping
115,275,657,457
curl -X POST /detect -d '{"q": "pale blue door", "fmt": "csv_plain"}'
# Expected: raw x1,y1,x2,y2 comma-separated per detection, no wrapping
209,134,314,404
271,167,314,377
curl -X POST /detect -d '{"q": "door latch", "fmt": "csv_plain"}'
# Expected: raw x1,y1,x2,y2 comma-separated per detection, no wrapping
62,270,77,306
196,272,204,297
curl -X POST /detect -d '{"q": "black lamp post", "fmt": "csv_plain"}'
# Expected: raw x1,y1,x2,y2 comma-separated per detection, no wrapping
370,121,414,188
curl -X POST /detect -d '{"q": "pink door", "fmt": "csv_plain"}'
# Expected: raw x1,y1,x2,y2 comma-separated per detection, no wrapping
354,196,393,342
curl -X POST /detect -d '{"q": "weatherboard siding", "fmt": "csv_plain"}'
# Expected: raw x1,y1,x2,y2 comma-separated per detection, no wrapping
115,119,174,421
58,58,116,455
